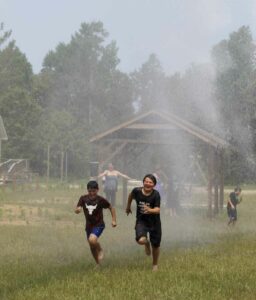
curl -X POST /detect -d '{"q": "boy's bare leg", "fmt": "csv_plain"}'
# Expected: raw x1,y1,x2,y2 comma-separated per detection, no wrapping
88,234,103,264
98,244,104,260
152,246,160,271
228,218,236,226
137,236,151,256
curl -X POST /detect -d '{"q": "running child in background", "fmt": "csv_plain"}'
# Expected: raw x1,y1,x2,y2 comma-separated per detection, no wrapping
227,187,242,226
75,180,117,265
153,165,168,204
126,174,161,271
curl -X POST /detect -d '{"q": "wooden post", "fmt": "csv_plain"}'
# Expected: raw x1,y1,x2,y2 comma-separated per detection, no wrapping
219,150,224,210
122,178,128,209
65,151,68,182
207,146,214,218
60,150,64,182
12,174,16,191
213,150,219,215
36,174,39,190
47,144,50,187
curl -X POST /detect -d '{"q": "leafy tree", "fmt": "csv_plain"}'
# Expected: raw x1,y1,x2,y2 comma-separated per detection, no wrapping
42,22,133,132
0,33,41,162
131,54,167,111
212,26,256,138
0,23,11,48
38,21,134,177
34,109,89,179
211,26,256,182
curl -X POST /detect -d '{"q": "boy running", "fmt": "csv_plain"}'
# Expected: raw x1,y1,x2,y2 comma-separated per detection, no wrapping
227,187,242,226
126,174,161,271
75,180,117,265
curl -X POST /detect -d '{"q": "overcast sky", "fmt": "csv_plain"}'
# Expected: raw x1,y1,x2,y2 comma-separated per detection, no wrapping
1,0,256,75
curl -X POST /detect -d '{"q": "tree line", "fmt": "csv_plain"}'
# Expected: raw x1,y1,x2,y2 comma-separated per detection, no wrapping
0,21,255,183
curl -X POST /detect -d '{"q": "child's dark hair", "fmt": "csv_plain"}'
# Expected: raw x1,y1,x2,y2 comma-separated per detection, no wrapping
87,180,99,190
234,187,242,192
143,174,157,186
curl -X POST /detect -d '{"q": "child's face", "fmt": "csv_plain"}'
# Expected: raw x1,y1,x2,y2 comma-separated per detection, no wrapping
143,177,155,192
88,188,98,199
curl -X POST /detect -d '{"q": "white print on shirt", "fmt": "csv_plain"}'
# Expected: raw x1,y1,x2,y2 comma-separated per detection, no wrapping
138,201,150,214
85,204,97,215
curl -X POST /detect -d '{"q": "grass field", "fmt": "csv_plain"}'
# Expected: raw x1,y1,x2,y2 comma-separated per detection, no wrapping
0,184,256,300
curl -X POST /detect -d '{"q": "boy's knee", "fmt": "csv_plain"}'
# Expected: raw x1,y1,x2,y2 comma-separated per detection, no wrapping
88,235,98,246
137,236,147,245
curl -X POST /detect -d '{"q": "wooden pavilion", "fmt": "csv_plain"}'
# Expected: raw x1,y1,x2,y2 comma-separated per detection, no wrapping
90,110,228,217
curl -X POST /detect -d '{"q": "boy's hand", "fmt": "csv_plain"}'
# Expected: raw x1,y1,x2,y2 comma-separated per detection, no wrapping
126,208,132,215
112,221,117,227
143,204,151,214
74,206,82,214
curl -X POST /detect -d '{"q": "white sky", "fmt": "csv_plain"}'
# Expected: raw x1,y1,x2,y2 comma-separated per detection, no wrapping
1,0,256,74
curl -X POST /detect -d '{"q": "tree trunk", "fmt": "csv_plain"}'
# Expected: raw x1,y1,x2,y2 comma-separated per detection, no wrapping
60,150,64,182
47,144,50,186
65,151,68,182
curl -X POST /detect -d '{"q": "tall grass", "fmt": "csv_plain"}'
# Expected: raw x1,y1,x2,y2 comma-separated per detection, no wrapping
0,186,256,299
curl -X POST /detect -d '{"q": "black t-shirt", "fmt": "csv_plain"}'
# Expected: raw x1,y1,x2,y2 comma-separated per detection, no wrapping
77,195,110,228
131,187,161,226
227,192,239,208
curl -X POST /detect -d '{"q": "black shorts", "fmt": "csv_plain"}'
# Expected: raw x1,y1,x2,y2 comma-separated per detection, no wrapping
135,221,162,248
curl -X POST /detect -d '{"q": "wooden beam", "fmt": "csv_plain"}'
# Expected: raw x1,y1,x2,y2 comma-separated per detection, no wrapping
155,111,227,148
127,123,176,130
90,110,156,142
90,110,228,149
98,138,196,145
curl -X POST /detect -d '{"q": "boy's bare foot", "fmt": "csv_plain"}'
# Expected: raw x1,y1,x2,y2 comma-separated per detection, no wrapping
94,263,101,270
152,265,158,272
145,241,151,256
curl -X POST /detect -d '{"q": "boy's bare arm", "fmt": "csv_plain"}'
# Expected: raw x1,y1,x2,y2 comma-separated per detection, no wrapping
126,193,133,215
109,206,117,227
228,198,235,209
74,206,82,214
143,205,160,214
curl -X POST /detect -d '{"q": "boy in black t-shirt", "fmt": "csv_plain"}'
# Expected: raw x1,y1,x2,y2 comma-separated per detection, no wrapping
126,174,161,271
75,181,117,265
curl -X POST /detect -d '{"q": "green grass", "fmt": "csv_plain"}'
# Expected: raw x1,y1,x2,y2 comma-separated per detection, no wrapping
0,185,256,299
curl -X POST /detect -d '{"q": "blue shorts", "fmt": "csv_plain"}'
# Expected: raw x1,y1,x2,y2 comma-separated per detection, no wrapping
86,225,105,239
227,207,237,221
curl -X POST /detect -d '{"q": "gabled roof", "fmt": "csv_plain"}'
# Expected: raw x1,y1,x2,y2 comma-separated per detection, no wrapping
0,116,8,140
90,110,228,148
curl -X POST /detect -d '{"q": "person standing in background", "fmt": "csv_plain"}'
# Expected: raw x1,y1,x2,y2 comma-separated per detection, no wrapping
166,175,180,217
98,163,130,207
153,165,168,205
